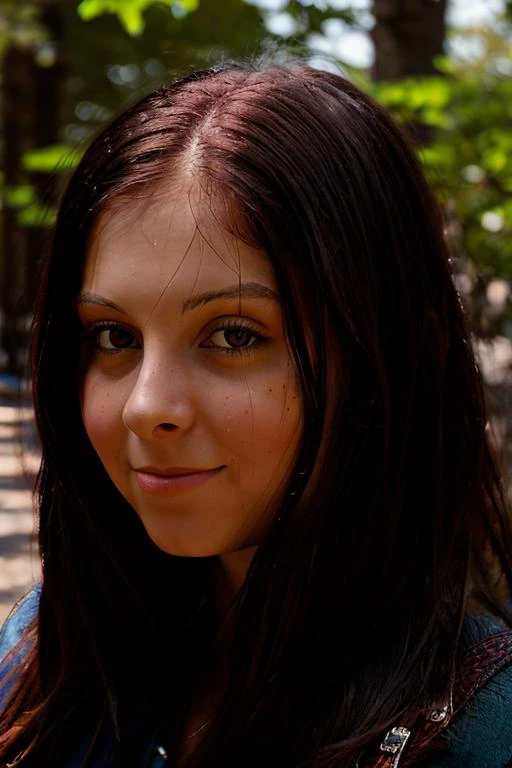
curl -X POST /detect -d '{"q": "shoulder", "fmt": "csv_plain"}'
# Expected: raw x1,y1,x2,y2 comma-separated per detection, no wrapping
424,614,512,768
0,585,41,711
424,663,512,768
0,584,41,665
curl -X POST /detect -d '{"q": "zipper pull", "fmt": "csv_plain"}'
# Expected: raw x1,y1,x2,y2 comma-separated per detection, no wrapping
379,726,411,767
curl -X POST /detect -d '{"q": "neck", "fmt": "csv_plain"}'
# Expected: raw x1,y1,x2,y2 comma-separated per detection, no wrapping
215,546,257,616
196,547,257,708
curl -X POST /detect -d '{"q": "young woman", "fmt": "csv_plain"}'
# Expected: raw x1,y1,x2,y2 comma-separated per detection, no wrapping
1,63,512,768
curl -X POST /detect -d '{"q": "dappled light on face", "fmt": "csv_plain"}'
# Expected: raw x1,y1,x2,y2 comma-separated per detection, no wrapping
78,183,303,561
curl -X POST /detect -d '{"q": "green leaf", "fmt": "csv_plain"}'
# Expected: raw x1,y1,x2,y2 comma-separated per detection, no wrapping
420,108,451,129
21,144,84,174
418,144,457,168
17,204,57,228
118,5,145,34
433,55,456,75
4,184,57,227
503,199,512,225
483,147,508,174
176,0,199,10
421,79,452,109
77,0,199,35
77,0,104,21
374,82,407,107
4,185,35,209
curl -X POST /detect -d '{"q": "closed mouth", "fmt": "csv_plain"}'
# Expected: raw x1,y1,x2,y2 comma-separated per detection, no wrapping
132,464,225,495
134,465,225,478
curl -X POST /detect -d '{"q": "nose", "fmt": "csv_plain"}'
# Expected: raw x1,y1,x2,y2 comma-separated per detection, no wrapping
122,353,195,440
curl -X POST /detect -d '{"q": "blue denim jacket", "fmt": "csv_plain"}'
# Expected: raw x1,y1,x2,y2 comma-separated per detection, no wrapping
0,586,167,767
2,587,512,767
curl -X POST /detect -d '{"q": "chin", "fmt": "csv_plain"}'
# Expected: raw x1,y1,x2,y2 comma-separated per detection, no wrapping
146,526,259,560
143,525,229,558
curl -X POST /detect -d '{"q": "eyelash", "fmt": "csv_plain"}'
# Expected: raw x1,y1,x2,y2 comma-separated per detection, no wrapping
81,319,270,357
201,318,270,355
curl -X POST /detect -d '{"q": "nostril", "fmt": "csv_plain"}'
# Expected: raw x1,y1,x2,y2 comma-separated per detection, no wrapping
156,422,177,433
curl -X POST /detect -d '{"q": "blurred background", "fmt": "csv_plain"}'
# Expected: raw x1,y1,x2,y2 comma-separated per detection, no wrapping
0,0,511,620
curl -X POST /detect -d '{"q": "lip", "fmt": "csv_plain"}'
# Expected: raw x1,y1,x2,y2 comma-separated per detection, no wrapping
133,465,225,495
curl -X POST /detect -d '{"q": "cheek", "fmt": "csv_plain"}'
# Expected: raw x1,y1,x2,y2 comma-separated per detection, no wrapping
213,365,303,466
80,372,122,457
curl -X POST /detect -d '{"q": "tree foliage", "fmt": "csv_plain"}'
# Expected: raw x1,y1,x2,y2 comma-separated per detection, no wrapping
1,0,512,344
373,21,512,334
77,0,199,35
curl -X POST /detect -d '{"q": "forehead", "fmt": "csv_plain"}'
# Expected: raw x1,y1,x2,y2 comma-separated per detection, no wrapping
82,182,276,306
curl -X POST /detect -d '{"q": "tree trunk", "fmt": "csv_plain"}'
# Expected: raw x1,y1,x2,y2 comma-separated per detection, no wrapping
371,0,448,81
0,2,65,377
27,3,66,318
1,45,33,376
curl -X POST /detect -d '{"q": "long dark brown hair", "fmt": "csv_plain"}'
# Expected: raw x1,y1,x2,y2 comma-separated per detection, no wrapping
1,62,512,767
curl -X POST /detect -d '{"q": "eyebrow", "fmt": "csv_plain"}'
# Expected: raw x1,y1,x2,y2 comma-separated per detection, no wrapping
75,282,280,315
182,282,280,313
75,292,125,313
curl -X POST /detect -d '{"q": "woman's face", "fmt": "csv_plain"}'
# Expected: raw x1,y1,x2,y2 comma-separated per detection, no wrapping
78,183,303,557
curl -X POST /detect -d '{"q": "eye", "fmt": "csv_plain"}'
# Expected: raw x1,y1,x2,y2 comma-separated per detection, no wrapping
201,321,269,354
92,324,139,352
209,328,258,350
